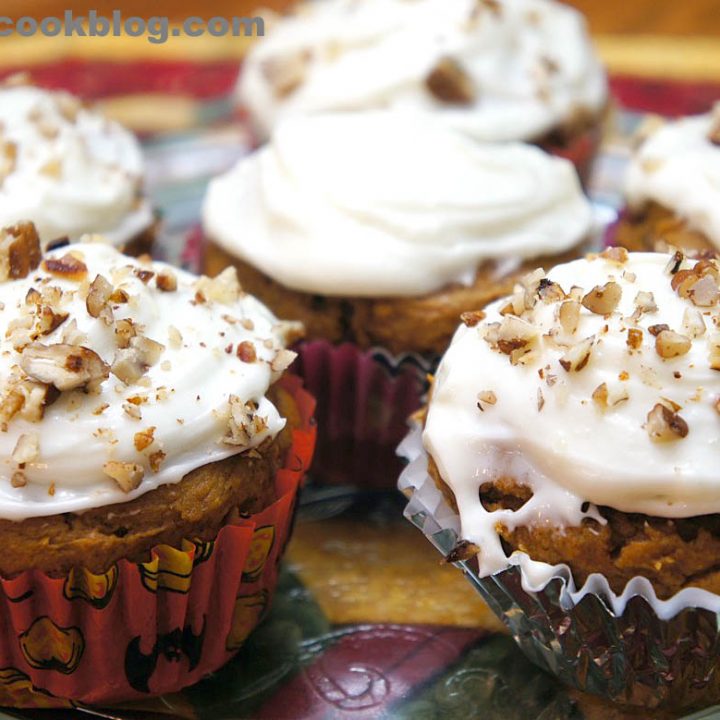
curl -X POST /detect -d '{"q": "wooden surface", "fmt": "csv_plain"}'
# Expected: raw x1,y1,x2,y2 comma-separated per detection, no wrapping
2,0,720,36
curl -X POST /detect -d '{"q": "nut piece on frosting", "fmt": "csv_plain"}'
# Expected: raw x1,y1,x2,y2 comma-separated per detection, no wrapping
0,221,302,514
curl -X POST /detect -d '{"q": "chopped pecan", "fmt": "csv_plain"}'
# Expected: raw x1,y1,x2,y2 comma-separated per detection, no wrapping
20,343,109,392
111,335,165,385
682,307,706,338
558,300,580,335
103,461,144,493
133,427,155,451
237,341,257,363
581,282,622,315
194,267,242,305
559,336,594,372
155,270,177,292
646,403,689,442
600,247,629,264
42,253,88,282
460,310,486,327
12,433,39,465
627,328,643,350
0,222,41,281
425,57,476,105
86,274,114,324
655,330,692,359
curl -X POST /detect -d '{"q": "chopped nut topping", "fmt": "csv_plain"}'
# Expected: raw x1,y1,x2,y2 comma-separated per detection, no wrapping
134,268,154,284
237,341,257,363
688,274,720,307
224,396,268,446
10,471,26,488
425,57,476,105
477,390,497,411
133,426,156,451
633,291,658,317
86,274,114,324
103,461,144,493
460,310,486,327
536,388,545,412
655,330,692,359
12,433,39,465
559,336,594,372
592,382,629,410
648,324,670,337
270,348,297,376
581,282,622,315
600,247,628,264
42,253,88,282
149,450,166,472
156,270,177,292
35,306,69,336
20,342,109,392
537,278,566,303
111,336,165,385
492,316,539,362
665,250,685,275
0,222,41,281
114,318,137,349
168,325,182,349
109,288,129,304
558,300,581,335
122,401,142,420
194,267,242,305
646,403,689,442
682,307,706,338
627,328,643,350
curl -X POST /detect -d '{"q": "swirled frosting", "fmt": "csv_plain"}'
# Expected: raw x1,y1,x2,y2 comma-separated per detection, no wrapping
203,113,593,297
0,85,152,247
0,225,299,519
424,250,720,576
237,0,607,142
625,109,720,248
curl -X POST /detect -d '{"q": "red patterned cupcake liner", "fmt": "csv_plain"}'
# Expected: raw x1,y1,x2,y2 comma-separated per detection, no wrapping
0,375,316,708
293,340,430,489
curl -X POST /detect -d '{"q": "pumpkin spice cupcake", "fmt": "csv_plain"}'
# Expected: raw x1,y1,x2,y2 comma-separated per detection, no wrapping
0,222,314,706
0,80,155,253
203,111,593,486
237,0,608,180
615,105,720,254
401,247,720,710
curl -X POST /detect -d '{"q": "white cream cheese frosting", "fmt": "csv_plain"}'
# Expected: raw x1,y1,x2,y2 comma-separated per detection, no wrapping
237,0,607,142
203,112,593,297
0,225,298,519
423,250,720,576
625,109,720,248
0,85,152,247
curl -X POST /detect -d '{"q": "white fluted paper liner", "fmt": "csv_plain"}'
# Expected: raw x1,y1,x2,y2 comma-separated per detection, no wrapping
398,422,720,622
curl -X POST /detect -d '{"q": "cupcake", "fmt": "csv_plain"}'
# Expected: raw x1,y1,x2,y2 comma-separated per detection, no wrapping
615,106,720,254
400,247,720,710
0,81,155,253
0,222,314,706
203,111,593,486
237,0,608,179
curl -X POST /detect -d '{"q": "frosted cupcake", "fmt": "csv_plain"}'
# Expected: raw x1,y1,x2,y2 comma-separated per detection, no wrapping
0,82,154,252
616,106,720,254
0,222,314,706
401,247,720,710
203,111,593,486
237,0,608,178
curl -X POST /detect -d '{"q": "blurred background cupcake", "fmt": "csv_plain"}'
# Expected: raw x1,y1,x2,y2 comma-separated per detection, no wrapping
615,104,720,255
0,78,156,253
203,111,594,487
401,247,720,710
0,223,314,705
237,0,609,181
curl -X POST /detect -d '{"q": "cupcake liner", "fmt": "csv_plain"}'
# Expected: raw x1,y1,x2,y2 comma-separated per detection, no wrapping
294,340,432,488
0,375,316,709
398,424,720,711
